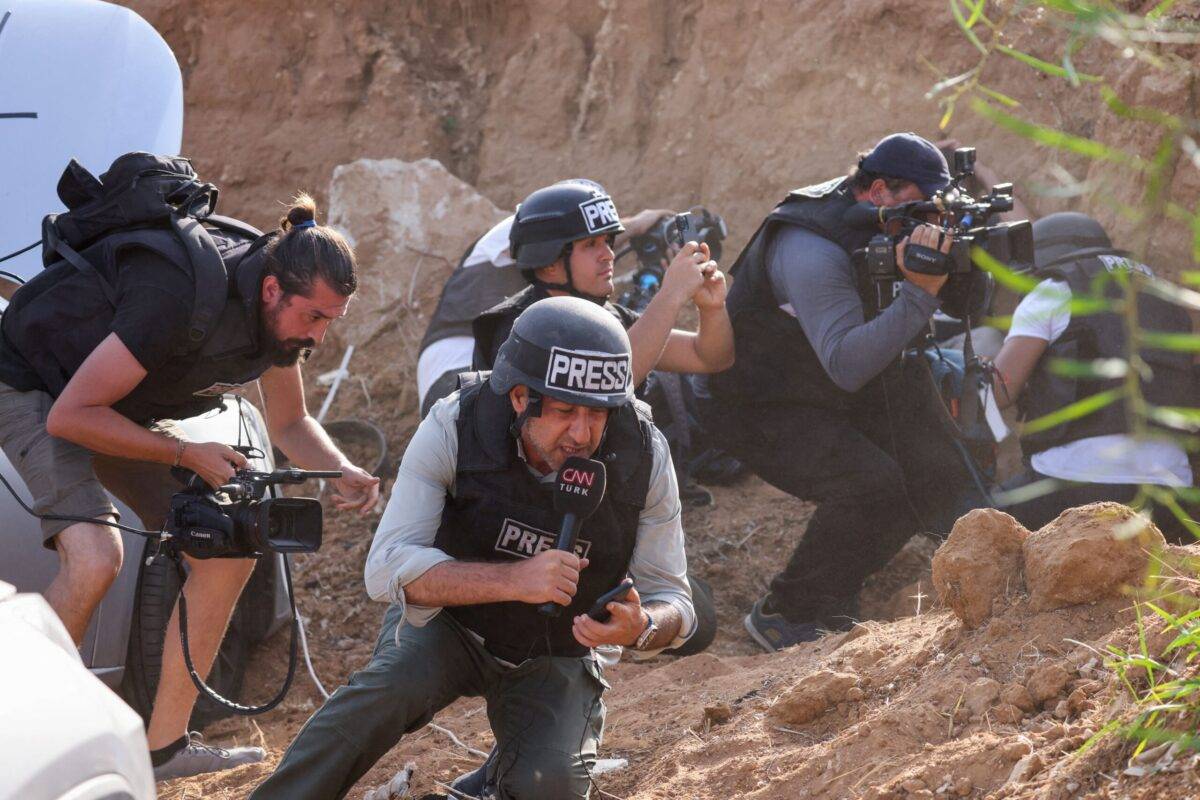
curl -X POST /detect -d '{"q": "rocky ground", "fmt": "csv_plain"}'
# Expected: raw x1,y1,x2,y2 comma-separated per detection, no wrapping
157,470,1200,800
118,0,1200,796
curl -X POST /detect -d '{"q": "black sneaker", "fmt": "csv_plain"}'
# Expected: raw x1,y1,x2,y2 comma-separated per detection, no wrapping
743,598,826,653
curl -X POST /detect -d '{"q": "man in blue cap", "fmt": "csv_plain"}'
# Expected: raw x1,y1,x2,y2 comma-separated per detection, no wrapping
698,132,978,650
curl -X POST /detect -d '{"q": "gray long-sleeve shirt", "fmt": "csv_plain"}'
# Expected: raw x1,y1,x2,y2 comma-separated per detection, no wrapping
363,392,695,656
767,227,941,392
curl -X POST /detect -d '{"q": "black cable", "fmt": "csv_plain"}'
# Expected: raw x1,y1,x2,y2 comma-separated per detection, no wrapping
0,468,164,537
0,239,39,265
0,269,25,284
173,547,301,715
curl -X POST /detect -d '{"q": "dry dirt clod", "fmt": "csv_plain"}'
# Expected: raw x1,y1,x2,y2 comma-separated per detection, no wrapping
932,509,1029,628
1002,741,1033,761
1066,687,1089,715
1023,502,1167,611
953,776,973,797
964,677,1003,716
1005,753,1044,786
768,670,859,726
1001,683,1037,713
992,703,1024,725
1052,700,1070,720
1026,663,1074,707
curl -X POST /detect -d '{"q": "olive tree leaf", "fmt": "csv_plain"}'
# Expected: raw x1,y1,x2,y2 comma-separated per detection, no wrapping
951,0,988,53
971,99,1144,167
978,84,1021,107
1047,357,1129,379
994,44,1101,82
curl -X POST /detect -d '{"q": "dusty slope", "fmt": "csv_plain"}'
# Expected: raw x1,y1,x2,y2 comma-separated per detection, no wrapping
126,1,1200,797
159,482,1200,799
126,0,1200,278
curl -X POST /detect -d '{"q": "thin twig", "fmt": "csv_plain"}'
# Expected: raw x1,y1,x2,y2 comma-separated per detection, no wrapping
428,722,489,759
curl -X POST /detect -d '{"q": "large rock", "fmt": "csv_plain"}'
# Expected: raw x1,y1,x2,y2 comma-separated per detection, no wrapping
1024,502,1167,612
326,158,507,346
768,670,859,726
932,509,1029,628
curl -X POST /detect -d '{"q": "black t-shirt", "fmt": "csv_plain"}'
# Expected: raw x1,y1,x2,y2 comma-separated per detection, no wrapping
0,248,195,392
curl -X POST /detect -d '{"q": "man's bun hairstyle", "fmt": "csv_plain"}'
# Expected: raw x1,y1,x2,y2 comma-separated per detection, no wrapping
265,192,358,297
280,192,318,230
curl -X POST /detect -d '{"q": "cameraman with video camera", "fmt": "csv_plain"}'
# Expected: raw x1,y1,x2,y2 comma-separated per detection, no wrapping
701,132,983,651
0,154,380,780
252,297,693,800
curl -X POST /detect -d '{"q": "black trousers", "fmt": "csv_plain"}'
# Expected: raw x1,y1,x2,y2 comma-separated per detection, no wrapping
701,370,978,622
1000,466,1195,545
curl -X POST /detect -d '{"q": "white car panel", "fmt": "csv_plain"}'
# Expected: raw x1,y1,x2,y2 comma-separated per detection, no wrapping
0,583,155,800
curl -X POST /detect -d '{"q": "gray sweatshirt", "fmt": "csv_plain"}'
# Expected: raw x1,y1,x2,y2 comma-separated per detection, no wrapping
766,226,941,392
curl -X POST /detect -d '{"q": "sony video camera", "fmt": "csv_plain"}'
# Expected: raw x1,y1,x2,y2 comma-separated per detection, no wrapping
845,147,1034,317
617,207,727,312
166,465,341,559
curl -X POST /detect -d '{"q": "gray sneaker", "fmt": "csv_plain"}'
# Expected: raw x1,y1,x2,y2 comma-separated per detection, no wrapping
153,732,266,781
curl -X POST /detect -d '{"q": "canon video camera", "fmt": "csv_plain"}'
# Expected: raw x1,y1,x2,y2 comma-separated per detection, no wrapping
166,462,340,559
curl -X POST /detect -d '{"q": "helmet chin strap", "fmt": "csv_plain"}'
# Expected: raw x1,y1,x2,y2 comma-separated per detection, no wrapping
531,241,610,305
509,389,544,440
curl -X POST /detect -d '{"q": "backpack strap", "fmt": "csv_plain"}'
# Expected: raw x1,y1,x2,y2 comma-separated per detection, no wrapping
171,214,230,347
205,214,266,243
41,215,118,306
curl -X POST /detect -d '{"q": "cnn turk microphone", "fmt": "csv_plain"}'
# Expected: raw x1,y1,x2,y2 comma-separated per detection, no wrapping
538,456,607,617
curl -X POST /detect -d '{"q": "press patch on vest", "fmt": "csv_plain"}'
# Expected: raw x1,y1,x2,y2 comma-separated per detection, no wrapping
495,517,592,560
1097,254,1151,277
578,195,620,234
194,381,248,397
545,347,630,396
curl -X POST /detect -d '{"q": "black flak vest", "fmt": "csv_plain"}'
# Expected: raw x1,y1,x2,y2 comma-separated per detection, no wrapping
707,178,898,410
1018,255,1194,457
433,377,654,663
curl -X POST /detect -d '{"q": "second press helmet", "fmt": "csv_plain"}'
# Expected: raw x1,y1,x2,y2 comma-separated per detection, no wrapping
490,295,633,409
508,180,625,270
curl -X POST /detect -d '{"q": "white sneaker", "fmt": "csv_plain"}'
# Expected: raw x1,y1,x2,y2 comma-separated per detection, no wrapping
153,731,265,781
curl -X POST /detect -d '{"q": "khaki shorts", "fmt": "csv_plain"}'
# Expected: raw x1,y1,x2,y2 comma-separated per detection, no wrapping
0,383,184,548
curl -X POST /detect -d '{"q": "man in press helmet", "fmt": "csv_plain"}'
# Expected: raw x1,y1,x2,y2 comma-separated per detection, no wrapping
991,211,1195,539
471,179,733,386
252,296,694,800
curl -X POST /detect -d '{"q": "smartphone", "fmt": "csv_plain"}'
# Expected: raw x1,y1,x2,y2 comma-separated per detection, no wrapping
587,578,635,623
672,212,694,248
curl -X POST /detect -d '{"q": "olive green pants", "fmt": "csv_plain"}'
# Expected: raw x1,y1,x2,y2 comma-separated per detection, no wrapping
250,605,607,800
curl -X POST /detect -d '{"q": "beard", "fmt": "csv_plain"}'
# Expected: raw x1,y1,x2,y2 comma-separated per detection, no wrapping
260,300,316,367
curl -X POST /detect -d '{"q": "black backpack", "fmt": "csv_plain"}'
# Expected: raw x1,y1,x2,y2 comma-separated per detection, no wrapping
40,152,264,348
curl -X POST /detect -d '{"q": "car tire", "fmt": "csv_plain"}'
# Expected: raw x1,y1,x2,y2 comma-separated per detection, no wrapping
120,554,269,728
664,573,718,657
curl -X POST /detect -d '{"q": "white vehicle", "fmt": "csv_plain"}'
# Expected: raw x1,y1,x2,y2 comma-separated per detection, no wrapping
0,0,294,729
0,580,156,800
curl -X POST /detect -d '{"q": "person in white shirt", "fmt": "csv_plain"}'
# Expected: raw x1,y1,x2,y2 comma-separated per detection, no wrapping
992,212,1195,539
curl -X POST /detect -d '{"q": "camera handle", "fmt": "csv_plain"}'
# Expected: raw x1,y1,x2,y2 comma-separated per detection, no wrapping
168,542,302,716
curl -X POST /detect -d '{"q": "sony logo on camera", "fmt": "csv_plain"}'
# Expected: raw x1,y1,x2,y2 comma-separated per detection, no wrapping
545,347,630,395
495,517,591,560
578,195,619,234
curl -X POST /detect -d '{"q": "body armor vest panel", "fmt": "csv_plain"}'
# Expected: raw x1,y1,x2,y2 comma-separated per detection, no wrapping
707,178,893,409
1018,255,1194,456
433,378,654,662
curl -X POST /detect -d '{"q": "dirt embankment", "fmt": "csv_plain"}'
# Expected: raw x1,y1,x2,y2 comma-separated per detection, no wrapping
130,1,1200,798
128,0,1199,278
